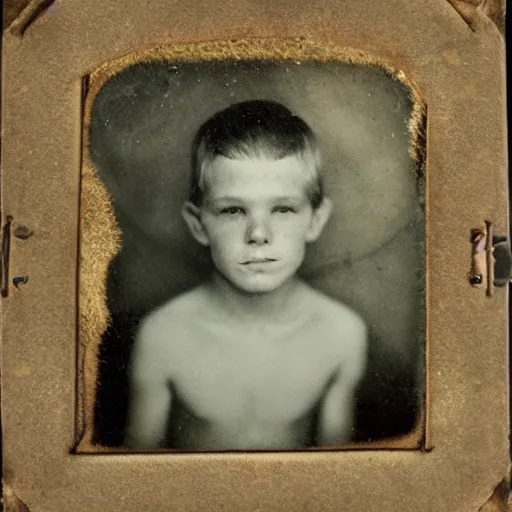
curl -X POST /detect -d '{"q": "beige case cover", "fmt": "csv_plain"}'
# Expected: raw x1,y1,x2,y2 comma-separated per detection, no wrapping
1,0,509,510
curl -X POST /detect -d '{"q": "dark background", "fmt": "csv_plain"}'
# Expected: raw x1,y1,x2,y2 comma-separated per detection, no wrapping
89,59,425,447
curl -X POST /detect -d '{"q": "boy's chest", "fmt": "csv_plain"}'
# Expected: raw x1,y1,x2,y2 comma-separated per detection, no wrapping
170,331,341,424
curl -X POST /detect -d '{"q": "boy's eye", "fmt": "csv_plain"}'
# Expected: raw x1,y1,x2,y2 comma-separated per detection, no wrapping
273,206,296,214
220,206,245,215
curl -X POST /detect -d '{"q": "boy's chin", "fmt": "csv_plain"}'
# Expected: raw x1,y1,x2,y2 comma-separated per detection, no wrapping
229,275,292,295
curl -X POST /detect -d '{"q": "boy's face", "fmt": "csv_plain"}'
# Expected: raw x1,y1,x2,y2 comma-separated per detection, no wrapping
183,155,331,294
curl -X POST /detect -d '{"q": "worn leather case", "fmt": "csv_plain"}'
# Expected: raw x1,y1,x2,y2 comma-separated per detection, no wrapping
1,0,509,510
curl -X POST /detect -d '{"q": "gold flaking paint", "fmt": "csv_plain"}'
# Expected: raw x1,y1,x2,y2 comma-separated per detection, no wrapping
77,38,427,451
78,161,121,449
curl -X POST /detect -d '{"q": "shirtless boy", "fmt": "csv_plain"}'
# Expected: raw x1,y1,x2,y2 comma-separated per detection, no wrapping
124,100,368,451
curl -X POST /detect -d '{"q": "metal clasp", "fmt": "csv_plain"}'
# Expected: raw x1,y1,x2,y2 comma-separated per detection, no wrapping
470,221,511,296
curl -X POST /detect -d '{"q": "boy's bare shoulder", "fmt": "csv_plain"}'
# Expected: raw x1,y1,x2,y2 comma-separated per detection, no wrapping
136,285,209,348
302,284,368,350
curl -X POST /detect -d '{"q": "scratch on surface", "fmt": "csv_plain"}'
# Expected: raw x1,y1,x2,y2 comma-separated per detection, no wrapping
477,477,510,511
6,0,55,37
3,485,30,512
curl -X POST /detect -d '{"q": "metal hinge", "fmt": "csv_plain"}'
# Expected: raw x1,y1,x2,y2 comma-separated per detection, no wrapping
1,216,32,298
1,215,13,298
470,221,512,296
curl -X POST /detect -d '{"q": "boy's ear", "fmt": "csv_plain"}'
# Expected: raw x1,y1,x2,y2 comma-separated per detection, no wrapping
182,201,210,246
305,197,332,242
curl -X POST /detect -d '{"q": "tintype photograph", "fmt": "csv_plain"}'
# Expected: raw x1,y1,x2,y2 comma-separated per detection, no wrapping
87,57,425,452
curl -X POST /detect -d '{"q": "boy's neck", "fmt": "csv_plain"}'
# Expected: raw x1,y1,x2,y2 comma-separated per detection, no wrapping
207,272,305,323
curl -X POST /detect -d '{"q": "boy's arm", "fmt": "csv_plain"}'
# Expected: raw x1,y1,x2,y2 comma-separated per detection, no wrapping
124,319,172,449
316,320,368,447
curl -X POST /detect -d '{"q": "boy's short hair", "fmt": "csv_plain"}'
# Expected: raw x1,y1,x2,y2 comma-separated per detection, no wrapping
190,100,323,208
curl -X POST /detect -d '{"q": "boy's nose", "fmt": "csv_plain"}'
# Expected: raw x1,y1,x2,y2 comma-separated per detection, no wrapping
246,216,272,245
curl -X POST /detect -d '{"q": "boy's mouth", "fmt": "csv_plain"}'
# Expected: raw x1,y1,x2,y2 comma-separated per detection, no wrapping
241,257,277,265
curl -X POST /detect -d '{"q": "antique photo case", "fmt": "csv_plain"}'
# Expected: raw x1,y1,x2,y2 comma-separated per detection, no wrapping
1,0,508,511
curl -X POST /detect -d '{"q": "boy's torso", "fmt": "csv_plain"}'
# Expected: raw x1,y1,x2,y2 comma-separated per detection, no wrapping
145,284,362,450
